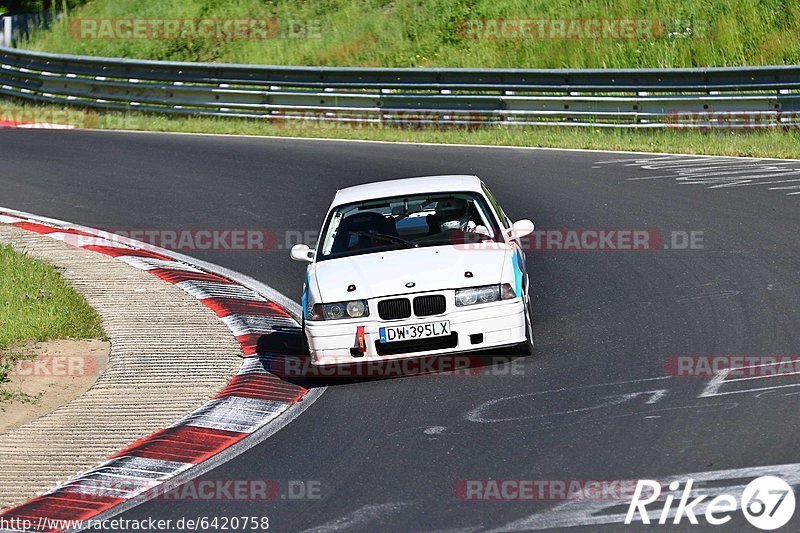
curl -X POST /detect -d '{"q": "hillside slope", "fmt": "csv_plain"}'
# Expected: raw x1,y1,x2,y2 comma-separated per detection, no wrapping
19,0,800,68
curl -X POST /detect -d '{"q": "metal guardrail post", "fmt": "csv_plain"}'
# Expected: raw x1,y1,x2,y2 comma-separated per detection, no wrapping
1,17,11,48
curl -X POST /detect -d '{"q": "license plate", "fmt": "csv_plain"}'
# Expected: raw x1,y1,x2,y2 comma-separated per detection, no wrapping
379,321,450,343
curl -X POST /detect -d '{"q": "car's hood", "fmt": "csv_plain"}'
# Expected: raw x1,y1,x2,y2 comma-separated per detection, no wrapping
313,245,508,302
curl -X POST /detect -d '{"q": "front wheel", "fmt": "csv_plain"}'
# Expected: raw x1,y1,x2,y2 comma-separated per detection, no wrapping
513,295,534,356
300,317,309,356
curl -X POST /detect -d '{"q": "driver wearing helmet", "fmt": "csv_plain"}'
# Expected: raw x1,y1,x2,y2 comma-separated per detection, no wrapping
435,197,489,236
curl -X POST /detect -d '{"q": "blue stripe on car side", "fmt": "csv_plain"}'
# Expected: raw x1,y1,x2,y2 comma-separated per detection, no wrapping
512,250,524,297
302,273,310,319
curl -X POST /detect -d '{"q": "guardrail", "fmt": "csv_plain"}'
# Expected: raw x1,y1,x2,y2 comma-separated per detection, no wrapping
2,45,800,127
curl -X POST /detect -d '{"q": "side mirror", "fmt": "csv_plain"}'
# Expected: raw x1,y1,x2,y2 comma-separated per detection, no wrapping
290,244,314,263
505,219,535,240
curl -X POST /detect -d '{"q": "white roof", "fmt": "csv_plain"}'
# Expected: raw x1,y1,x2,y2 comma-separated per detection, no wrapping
332,175,483,206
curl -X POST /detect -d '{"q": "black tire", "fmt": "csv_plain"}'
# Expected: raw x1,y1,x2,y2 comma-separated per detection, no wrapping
513,293,534,356
300,317,310,356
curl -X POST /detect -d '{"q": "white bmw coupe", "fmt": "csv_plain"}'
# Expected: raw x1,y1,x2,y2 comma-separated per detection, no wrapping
290,175,535,366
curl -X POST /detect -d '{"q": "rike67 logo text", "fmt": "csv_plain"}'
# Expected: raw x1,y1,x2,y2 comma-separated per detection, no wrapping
626,476,795,530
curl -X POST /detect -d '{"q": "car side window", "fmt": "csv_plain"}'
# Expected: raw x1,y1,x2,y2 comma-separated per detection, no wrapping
481,183,510,229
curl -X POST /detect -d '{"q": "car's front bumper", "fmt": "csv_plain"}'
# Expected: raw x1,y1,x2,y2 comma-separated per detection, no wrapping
305,298,526,366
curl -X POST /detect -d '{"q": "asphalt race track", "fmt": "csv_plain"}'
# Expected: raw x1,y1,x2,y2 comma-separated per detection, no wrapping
2,130,799,532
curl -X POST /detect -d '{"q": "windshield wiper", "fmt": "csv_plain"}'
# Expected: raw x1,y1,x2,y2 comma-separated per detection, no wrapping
351,230,417,248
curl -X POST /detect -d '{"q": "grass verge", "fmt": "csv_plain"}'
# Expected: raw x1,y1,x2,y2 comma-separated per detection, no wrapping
3,98,800,159
0,241,104,400
18,0,800,68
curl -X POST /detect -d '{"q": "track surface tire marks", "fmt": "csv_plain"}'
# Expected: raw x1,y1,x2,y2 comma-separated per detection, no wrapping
1,131,799,532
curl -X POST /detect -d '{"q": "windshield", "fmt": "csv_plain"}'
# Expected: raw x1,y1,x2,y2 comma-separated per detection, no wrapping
317,191,501,260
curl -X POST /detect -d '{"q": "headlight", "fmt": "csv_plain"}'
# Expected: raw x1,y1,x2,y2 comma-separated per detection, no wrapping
455,284,516,307
346,300,367,317
326,302,346,319
310,300,370,320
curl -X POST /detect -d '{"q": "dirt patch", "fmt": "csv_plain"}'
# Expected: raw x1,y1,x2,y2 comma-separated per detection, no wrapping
0,338,110,433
